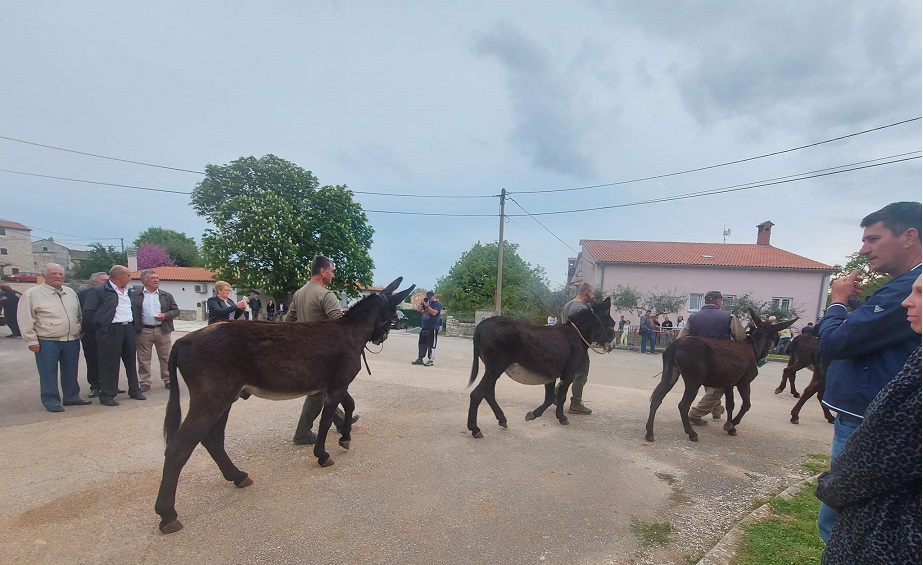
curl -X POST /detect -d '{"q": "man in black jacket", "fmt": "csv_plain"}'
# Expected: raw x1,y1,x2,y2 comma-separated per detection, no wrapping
77,271,109,398
81,265,145,406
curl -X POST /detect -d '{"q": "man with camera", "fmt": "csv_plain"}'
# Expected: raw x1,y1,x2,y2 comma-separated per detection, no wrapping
412,290,442,366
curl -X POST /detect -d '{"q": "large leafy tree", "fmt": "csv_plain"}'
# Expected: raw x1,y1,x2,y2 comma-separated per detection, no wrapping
436,241,550,321
73,243,128,280
190,154,374,300
134,226,202,267
608,284,686,316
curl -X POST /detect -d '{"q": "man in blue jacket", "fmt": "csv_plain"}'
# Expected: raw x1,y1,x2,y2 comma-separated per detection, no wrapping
816,201,921,541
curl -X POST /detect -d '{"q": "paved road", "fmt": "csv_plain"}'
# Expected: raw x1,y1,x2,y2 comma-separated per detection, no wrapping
0,326,832,564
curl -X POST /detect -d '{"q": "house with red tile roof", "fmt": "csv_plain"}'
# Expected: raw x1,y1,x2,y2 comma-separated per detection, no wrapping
571,221,835,322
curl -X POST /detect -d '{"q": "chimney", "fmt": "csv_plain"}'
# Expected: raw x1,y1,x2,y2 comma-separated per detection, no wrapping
126,248,138,271
756,221,774,246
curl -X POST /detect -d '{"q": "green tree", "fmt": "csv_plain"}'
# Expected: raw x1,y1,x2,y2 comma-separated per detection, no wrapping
73,243,128,280
830,252,890,303
190,154,374,300
134,227,202,267
608,284,685,316
725,292,801,325
435,241,550,322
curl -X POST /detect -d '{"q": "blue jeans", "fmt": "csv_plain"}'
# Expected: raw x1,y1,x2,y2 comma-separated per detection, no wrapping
640,330,656,353
34,339,82,409
818,413,862,541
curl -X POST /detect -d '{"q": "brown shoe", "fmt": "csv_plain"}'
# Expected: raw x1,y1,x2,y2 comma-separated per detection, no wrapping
567,403,593,415
140,383,151,392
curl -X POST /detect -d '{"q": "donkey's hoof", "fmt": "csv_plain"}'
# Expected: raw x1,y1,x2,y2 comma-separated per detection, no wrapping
559,418,570,426
790,416,800,424
318,455,334,467
235,476,253,488
727,429,737,436
826,418,835,424
774,387,783,395
793,392,801,398
722,422,735,432
688,434,699,442
525,411,536,421
472,430,483,439
160,519,184,534
339,440,350,450
499,421,508,429
644,432,655,442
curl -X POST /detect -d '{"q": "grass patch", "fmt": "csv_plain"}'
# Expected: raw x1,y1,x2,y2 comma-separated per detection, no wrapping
736,481,824,565
630,517,673,548
800,453,830,475
669,487,692,505
656,472,679,485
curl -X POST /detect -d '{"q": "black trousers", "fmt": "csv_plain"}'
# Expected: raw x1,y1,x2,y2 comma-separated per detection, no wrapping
95,322,141,400
81,331,100,390
418,328,438,360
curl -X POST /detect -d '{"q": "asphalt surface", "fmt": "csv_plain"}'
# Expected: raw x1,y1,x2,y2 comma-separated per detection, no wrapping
0,324,833,564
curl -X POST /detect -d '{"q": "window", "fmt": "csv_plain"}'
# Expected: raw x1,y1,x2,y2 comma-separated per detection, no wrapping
0,248,6,255
772,297,793,313
42,246,49,252
11,268,19,274
0,228,6,235
721,294,736,311
688,293,703,311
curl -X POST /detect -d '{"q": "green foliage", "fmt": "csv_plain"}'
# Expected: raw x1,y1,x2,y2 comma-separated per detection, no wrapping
726,292,802,325
629,518,673,548
608,284,686,316
134,226,202,267
73,243,128,280
190,155,374,301
435,241,551,323
800,453,830,475
830,252,891,303
737,482,824,565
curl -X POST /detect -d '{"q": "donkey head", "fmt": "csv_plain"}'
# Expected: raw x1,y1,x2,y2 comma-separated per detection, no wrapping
747,308,798,360
590,297,617,350
369,277,416,345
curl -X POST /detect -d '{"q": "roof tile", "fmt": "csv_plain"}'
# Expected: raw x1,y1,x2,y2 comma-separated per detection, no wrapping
130,267,218,281
581,240,833,270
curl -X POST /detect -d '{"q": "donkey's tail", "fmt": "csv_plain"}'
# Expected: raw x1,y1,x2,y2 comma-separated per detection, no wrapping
164,340,183,446
468,330,481,388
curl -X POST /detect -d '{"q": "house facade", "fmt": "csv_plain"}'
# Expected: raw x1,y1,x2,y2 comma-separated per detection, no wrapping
0,220,34,276
32,238,75,273
572,221,835,322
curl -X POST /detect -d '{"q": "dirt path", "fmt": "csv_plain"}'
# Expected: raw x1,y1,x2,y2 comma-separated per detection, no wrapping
0,330,831,564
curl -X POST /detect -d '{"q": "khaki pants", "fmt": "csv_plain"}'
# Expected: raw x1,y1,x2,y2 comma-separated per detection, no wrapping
688,387,726,419
137,327,173,386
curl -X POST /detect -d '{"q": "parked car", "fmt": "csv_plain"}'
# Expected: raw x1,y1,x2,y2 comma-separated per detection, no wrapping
391,310,407,330
4,272,40,283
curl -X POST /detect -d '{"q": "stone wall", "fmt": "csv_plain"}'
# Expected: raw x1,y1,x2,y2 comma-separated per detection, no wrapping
444,315,476,337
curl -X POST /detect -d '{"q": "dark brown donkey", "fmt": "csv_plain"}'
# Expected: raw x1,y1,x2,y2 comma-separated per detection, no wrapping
774,333,817,397
467,297,615,438
645,309,797,442
789,348,835,424
154,278,415,534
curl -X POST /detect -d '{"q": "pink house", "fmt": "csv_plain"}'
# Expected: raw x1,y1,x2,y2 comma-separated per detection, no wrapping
571,221,835,321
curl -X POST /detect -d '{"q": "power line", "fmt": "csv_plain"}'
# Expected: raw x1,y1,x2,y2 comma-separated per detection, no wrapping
0,135,205,174
506,196,579,254
0,169,191,195
29,227,123,241
508,116,922,195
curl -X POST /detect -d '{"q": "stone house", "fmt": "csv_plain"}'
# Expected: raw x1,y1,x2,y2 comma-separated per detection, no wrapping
0,220,34,276
571,221,835,322
32,238,75,273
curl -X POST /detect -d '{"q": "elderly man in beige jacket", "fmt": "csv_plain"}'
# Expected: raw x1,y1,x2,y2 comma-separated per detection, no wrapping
18,263,89,412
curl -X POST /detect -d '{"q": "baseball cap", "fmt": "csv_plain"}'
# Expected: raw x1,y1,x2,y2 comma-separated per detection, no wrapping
425,291,435,298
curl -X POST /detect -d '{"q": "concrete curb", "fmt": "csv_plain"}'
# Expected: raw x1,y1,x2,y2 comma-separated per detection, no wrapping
696,474,821,565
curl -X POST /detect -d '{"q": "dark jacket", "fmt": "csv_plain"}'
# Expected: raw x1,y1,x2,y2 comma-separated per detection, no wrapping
686,305,732,339
816,346,921,565
249,297,262,312
819,264,921,418
207,296,243,325
81,282,133,333
130,288,180,334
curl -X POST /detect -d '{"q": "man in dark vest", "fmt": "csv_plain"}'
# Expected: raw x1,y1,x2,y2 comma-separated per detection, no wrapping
677,290,747,425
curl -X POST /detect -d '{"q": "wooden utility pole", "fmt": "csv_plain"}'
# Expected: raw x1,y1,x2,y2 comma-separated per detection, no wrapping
496,188,506,315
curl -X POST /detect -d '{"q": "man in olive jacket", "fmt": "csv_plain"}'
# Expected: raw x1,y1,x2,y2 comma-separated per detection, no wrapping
131,269,180,392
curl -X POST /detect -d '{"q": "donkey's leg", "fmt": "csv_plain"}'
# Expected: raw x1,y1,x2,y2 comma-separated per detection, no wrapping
789,380,819,424
526,381,557,422
722,387,737,435
644,375,678,442
775,366,794,395
482,378,508,428
314,391,347,467
677,383,701,442
199,406,251,487
155,403,227,534
728,382,751,433
468,371,498,438
553,380,571,425
337,392,356,447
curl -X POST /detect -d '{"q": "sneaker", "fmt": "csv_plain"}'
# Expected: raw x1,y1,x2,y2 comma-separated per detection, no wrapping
567,403,592,415
292,431,318,445
688,416,708,426
423,359,434,366
411,358,424,365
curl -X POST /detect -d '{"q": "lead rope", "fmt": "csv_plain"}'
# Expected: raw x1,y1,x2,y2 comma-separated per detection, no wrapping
569,322,609,354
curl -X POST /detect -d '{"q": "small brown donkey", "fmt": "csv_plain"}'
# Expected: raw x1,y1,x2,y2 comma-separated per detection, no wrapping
645,309,797,443
155,277,415,534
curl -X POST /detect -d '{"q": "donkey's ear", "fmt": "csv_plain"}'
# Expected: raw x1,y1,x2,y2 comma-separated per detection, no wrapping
748,308,762,326
381,277,403,295
598,296,611,311
391,284,415,306
771,317,799,332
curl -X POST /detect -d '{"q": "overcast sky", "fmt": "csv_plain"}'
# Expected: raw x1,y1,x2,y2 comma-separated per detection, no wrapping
2,1,920,291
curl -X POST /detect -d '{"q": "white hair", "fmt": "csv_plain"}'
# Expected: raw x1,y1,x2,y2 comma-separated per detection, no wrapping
41,263,64,275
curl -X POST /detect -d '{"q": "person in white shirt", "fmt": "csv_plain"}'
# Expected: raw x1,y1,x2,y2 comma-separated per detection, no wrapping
131,269,180,392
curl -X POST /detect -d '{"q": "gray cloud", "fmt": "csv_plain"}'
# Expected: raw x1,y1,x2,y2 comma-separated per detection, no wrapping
473,22,597,178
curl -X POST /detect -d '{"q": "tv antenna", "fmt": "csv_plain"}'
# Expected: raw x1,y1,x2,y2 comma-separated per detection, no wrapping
722,225,731,243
